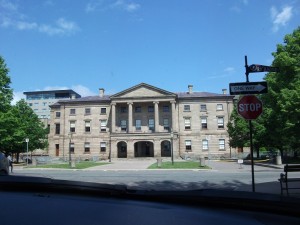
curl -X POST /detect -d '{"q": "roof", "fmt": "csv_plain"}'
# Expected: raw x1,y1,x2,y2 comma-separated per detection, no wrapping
23,89,81,97
176,92,233,99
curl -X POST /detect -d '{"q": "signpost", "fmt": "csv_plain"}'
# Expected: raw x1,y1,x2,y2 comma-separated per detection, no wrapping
230,82,268,95
237,95,263,120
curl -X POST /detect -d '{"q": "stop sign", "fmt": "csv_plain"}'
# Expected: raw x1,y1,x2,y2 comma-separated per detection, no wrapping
237,95,263,120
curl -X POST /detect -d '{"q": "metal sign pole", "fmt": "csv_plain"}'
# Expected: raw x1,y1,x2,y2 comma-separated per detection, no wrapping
245,55,255,193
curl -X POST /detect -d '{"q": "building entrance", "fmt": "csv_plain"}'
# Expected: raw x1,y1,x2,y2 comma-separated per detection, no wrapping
134,141,154,157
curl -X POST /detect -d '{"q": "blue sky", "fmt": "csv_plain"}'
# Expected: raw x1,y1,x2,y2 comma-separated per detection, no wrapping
0,0,299,103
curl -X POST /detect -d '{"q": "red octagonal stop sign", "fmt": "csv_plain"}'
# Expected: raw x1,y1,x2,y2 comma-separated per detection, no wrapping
237,95,263,120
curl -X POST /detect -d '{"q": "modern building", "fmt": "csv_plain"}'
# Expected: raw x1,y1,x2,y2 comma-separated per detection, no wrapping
24,90,81,123
48,83,235,160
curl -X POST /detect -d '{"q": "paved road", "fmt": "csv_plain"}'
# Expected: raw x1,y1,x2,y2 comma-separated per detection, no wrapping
11,159,300,196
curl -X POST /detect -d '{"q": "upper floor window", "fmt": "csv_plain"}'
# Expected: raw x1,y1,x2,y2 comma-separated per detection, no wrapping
70,109,76,115
184,105,190,112
120,120,127,131
100,107,106,114
201,117,207,129
163,118,169,131
148,118,154,131
55,112,61,118
200,104,207,111
85,121,91,132
121,107,127,113
135,119,141,130
135,106,141,113
100,120,107,132
217,117,224,129
148,106,154,112
184,118,191,130
163,106,169,112
85,108,91,115
217,104,223,111
70,121,76,133
55,123,60,135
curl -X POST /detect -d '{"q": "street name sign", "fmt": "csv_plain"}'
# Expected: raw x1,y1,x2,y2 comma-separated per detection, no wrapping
237,95,263,120
248,64,279,73
229,81,268,95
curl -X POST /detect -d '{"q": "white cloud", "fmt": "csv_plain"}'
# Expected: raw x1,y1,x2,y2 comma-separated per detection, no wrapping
12,91,25,105
86,0,140,13
224,67,235,73
0,1,79,36
271,6,293,32
41,85,96,97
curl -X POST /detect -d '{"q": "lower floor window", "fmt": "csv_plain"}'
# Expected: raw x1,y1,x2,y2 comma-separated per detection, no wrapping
202,140,208,150
219,139,225,150
185,140,192,151
100,142,106,152
70,143,74,153
84,142,90,153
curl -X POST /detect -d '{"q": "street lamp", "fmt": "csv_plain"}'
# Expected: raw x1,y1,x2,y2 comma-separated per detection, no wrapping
25,138,29,166
68,133,72,167
170,130,174,165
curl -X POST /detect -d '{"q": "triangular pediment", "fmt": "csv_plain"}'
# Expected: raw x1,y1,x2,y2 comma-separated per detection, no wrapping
111,83,176,99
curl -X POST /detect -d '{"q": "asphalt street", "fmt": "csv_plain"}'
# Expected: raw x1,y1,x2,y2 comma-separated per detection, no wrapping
11,159,300,195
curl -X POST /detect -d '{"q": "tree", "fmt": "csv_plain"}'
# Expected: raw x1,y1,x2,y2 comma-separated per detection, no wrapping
0,99,48,161
0,55,13,112
262,27,300,156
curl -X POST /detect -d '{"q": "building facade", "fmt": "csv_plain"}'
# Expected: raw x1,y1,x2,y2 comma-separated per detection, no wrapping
48,83,234,160
24,90,81,120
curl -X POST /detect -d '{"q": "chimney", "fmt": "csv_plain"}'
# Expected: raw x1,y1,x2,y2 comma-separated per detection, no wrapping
222,89,227,95
188,85,193,94
99,88,105,97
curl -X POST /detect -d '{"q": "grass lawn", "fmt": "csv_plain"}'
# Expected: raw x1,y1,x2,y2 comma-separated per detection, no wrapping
27,161,110,169
148,161,211,169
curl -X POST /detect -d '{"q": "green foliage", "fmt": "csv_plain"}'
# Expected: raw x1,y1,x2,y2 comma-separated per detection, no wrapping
0,55,13,112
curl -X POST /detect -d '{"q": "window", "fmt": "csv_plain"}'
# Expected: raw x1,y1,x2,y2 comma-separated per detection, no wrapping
135,106,141,113
184,118,191,130
148,118,154,131
100,107,106,114
217,104,223,111
121,107,127,113
85,108,91,115
70,143,74,153
202,140,209,150
55,123,60,135
200,104,207,111
163,105,169,112
219,139,225,150
135,119,141,130
163,118,169,131
217,117,224,129
85,121,91,132
184,105,190,111
148,106,154,112
121,120,127,131
185,140,192,151
100,120,107,132
70,109,76,115
70,121,75,133
29,103,33,106
55,112,61,118
201,117,207,129
100,142,106,152
84,142,90,153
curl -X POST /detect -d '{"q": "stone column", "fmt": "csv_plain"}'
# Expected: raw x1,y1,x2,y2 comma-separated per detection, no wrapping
128,102,133,133
154,101,159,132
171,100,177,132
111,103,116,133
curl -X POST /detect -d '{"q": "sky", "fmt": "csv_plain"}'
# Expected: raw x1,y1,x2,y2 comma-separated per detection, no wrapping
0,0,299,104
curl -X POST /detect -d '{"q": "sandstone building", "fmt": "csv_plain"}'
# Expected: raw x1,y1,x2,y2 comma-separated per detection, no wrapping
48,83,234,160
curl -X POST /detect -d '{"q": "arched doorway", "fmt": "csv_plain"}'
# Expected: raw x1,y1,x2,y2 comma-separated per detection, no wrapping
117,141,127,158
134,141,154,157
161,140,171,157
